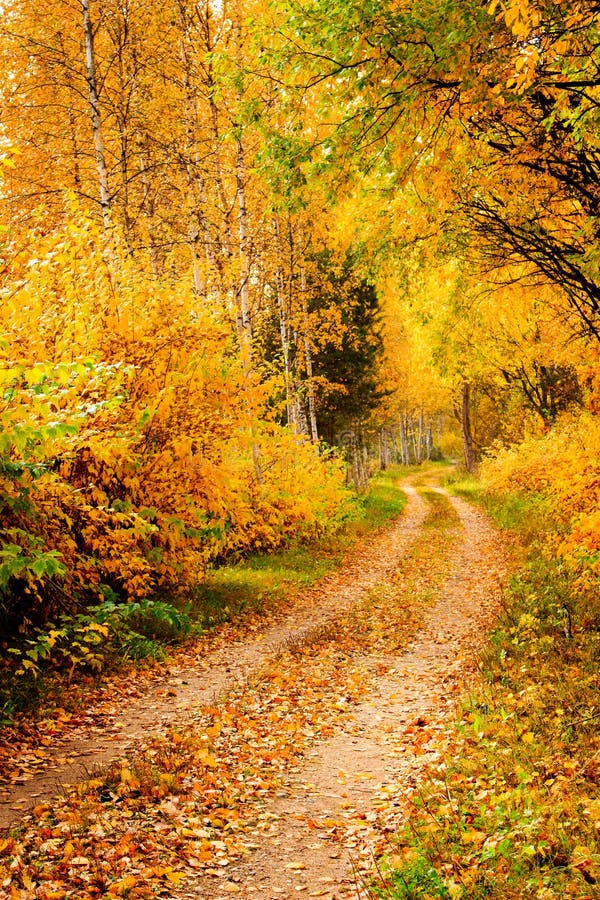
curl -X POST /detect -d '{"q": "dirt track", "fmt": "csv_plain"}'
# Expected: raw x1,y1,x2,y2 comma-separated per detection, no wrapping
170,488,508,898
1,486,429,829
1,476,510,900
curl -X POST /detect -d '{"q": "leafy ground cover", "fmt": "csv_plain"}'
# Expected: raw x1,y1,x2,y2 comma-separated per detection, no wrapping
0,467,409,781
1,482,457,898
371,473,600,899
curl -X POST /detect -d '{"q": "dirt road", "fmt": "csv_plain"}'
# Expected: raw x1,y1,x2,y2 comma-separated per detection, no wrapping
1,476,510,900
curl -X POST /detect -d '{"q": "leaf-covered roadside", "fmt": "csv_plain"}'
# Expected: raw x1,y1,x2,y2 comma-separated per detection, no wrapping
0,468,407,802
1,490,457,898
372,484,600,899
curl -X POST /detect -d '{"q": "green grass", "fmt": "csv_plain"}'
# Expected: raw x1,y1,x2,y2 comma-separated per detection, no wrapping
190,544,336,625
190,465,409,626
355,465,411,530
446,473,553,542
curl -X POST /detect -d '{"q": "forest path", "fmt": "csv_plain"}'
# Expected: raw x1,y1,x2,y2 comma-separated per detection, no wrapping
1,474,512,900
1,480,430,830
168,484,510,900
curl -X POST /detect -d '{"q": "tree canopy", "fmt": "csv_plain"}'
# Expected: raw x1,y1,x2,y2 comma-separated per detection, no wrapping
0,0,598,629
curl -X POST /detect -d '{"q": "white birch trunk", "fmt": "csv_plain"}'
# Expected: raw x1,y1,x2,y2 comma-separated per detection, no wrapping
177,0,216,294
235,135,252,351
233,2,262,482
81,0,111,229
425,419,433,460
273,217,295,431
390,427,399,464
399,415,410,465
298,228,319,443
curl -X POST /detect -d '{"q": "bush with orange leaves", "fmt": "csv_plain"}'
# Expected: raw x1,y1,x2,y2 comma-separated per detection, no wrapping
480,411,600,583
0,214,353,636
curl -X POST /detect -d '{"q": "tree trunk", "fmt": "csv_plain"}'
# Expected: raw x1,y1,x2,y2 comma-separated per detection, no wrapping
399,415,410,466
351,431,367,493
233,2,262,483
114,30,132,242
273,217,295,431
425,419,433,460
410,414,419,464
57,31,83,194
461,381,476,473
177,0,216,294
379,427,391,470
82,0,111,229
128,32,160,274
390,427,399,464
360,437,369,490
298,225,319,443
416,409,424,464
235,135,252,354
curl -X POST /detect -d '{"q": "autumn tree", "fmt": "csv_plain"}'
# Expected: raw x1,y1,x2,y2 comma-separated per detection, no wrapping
273,0,600,342
0,0,369,633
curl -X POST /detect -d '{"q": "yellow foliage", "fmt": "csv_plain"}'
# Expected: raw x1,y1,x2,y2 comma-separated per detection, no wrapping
0,214,353,620
481,412,600,577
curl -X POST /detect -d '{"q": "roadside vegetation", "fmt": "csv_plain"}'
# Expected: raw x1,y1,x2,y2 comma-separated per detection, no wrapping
372,434,600,899
0,466,408,726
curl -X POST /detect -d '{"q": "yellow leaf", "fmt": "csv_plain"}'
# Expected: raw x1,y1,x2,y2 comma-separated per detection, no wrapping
164,869,186,884
462,829,487,846
86,622,110,636
108,875,138,896
148,866,169,877
197,749,217,767
120,767,140,789
0,837,16,856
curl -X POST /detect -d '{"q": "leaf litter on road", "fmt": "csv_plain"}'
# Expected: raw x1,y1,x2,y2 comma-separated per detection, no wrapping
0,486,428,826
1,483,511,899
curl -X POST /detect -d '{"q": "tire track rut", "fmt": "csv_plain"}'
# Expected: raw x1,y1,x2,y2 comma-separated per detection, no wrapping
171,489,509,900
1,487,428,830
